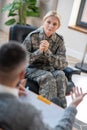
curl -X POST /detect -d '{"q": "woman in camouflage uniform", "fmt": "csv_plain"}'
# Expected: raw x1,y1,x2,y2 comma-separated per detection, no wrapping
23,10,68,108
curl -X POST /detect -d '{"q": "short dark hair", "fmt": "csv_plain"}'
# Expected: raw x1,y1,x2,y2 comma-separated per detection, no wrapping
0,41,28,72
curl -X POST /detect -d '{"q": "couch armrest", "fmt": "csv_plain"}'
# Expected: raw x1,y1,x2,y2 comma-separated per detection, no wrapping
63,66,81,81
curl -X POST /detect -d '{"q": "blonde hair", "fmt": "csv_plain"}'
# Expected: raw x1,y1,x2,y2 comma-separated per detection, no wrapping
43,10,61,27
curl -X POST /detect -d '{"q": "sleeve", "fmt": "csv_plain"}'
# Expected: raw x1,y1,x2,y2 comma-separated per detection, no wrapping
23,33,43,64
44,37,68,70
54,105,77,130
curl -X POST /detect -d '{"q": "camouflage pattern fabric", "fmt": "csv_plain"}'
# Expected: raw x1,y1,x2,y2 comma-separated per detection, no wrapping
23,27,68,108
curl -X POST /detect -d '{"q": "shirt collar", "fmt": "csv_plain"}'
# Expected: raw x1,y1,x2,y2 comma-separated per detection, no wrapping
0,84,19,97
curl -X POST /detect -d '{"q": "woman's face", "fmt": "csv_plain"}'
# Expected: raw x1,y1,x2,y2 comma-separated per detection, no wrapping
43,16,59,37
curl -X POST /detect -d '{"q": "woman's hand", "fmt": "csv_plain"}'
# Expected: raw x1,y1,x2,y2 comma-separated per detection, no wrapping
70,87,87,107
39,40,49,52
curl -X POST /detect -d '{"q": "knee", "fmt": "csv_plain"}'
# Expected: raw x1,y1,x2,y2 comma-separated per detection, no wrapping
44,71,54,80
42,71,57,84
59,70,65,78
37,71,55,83
55,70,65,79
38,71,56,89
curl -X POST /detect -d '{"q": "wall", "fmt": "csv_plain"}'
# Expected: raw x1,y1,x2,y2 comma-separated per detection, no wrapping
57,0,87,60
0,0,10,32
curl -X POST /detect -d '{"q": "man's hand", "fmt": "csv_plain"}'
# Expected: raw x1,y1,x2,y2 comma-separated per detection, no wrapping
17,79,27,96
70,87,87,107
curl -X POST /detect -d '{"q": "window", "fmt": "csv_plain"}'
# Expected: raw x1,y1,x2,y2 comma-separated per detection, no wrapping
76,0,87,29
68,0,87,34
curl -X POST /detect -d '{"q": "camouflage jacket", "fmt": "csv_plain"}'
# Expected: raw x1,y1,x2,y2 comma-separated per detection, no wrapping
23,27,68,71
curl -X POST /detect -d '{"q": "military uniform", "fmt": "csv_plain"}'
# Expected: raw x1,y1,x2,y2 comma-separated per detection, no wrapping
23,27,68,108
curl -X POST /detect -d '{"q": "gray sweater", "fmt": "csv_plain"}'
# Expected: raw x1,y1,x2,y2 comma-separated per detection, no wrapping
0,93,77,130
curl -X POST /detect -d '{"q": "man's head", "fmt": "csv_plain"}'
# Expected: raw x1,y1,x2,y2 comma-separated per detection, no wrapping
0,41,29,86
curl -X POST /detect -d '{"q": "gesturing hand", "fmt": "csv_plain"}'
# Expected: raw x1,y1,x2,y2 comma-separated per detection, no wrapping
70,87,87,107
